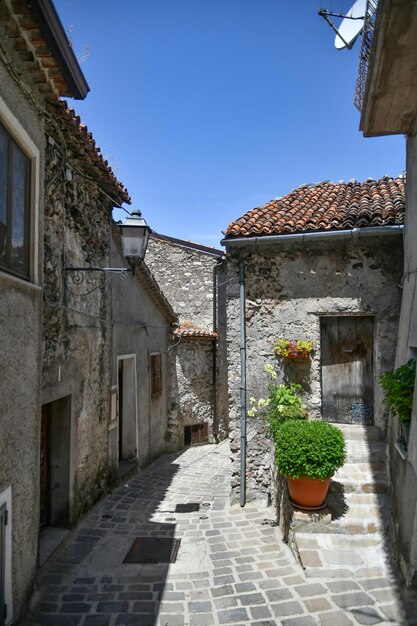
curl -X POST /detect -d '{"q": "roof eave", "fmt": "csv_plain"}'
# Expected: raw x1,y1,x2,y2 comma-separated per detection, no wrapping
222,225,404,248
28,0,90,99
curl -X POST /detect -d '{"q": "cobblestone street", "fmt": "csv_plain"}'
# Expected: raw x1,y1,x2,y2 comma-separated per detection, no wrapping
22,441,417,626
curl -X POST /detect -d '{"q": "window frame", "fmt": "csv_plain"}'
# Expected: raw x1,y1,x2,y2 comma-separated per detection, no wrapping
0,121,31,279
0,95,40,285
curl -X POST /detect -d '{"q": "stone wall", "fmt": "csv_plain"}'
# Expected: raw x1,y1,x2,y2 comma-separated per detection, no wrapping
146,236,219,330
42,115,114,523
146,235,229,447
226,236,403,504
172,337,215,442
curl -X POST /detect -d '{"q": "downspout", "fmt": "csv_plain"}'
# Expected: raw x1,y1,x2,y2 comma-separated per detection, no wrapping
213,256,225,442
239,259,247,507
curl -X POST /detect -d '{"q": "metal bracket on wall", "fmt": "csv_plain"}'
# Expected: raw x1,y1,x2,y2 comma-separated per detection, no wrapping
63,262,133,304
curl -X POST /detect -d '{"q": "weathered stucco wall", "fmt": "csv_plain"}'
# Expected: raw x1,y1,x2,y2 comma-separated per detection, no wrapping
146,236,229,447
387,130,417,587
110,230,173,470
0,48,44,621
226,236,403,504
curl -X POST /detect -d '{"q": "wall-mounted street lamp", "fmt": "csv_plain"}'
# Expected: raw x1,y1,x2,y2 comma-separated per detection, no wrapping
119,208,151,258
63,209,151,302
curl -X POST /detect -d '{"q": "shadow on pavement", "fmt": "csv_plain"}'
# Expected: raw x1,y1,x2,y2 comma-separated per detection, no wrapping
21,447,194,626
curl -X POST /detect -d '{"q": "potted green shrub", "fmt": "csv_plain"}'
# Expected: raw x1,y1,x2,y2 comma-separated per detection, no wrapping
274,419,346,509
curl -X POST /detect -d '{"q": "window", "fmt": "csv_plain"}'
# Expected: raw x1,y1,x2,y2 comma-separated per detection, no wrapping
0,121,30,279
184,423,208,446
150,353,162,396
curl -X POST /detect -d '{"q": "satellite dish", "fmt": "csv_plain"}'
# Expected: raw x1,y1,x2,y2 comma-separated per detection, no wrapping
334,0,366,49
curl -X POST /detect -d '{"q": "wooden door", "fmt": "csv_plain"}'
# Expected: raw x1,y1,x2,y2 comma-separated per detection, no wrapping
39,404,51,528
321,316,374,425
0,503,6,626
118,360,123,462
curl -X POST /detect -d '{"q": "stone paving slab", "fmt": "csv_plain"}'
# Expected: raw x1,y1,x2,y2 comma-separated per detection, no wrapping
20,441,417,626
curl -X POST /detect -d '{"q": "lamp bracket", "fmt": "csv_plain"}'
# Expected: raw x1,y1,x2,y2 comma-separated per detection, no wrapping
63,265,133,303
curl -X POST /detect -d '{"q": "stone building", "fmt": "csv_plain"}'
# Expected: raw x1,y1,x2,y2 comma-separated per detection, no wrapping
356,0,417,587
222,177,404,504
0,0,88,621
0,1,181,621
110,227,178,476
41,101,131,532
146,233,229,448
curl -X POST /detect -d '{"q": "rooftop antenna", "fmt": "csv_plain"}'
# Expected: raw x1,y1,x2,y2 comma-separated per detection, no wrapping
318,0,366,50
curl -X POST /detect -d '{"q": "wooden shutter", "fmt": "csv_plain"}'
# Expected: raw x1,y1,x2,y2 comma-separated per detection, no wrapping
151,353,162,396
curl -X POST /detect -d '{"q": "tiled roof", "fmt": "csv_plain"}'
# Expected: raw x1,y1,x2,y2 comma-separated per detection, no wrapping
0,3,129,204
224,177,405,239
52,101,131,205
0,0,87,100
173,325,217,339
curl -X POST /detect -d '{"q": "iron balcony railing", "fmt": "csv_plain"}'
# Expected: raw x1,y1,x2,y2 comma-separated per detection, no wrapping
354,0,379,112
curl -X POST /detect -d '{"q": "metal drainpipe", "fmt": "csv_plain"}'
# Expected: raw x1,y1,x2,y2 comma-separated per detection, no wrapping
212,256,225,442
239,259,247,507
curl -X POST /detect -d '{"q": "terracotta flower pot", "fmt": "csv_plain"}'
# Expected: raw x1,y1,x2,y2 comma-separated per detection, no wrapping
284,356,310,364
287,475,331,509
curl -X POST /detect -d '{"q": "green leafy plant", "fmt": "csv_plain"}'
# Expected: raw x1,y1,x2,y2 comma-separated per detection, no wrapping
379,359,416,427
248,364,306,438
274,419,346,480
274,338,314,360
267,383,306,438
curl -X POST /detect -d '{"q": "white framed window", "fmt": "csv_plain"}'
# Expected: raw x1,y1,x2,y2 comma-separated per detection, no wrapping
0,122,31,279
0,95,40,285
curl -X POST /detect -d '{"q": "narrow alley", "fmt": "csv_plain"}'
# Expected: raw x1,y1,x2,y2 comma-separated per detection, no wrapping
21,442,417,626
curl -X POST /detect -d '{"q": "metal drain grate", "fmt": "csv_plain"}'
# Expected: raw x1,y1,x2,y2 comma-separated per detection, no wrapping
175,503,200,513
123,537,181,564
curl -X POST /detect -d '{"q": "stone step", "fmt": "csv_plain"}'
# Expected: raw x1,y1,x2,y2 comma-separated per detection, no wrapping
295,532,392,578
292,511,388,536
344,441,387,463
338,492,388,506
280,428,390,578
331,477,387,493
291,491,389,535
334,461,386,475
330,475,387,495
334,423,384,441
296,531,385,550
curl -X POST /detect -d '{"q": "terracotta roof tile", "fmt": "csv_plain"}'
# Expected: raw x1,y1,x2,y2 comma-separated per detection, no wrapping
51,100,131,205
173,325,217,339
224,177,405,238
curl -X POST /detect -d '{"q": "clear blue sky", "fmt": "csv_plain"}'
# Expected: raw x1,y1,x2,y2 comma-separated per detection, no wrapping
55,0,405,248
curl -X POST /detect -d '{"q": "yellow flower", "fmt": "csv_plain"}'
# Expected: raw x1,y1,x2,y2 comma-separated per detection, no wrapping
263,363,277,379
